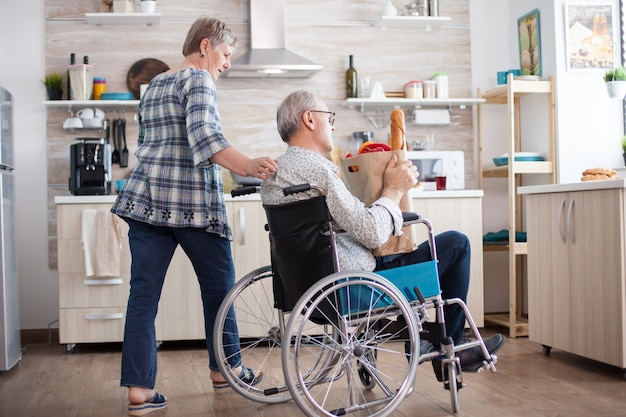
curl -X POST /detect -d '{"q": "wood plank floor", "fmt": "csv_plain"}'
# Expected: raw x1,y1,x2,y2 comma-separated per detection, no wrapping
1,327,625,417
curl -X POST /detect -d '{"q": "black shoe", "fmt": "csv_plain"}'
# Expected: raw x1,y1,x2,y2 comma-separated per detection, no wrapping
432,333,505,382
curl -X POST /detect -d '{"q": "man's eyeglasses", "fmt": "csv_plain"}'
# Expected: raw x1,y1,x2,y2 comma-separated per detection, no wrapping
309,110,335,126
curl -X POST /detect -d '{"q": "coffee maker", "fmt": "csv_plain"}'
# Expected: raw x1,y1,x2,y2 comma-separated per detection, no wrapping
69,138,111,195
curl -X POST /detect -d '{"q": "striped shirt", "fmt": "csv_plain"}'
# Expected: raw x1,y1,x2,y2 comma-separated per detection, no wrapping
111,68,233,240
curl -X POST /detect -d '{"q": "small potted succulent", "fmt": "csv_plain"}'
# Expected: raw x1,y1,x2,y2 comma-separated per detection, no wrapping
621,135,626,165
43,72,64,100
604,66,626,98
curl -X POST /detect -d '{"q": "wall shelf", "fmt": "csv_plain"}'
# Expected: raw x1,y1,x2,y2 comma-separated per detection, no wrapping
375,15,451,29
85,12,161,26
45,100,139,111
345,97,484,112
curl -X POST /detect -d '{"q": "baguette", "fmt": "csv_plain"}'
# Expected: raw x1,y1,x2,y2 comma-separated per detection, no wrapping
390,109,406,150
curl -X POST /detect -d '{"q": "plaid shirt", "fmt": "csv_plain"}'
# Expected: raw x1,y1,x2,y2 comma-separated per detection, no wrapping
111,68,233,240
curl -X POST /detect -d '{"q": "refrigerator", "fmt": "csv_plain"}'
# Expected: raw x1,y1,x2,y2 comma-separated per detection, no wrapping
0,87,20,370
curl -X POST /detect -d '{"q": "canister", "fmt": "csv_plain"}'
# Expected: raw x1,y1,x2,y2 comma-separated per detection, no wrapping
423,80,437,98
69,64,94,101
403,80,423,99
93,77,106,100
432,72,448,99
429,0,439,16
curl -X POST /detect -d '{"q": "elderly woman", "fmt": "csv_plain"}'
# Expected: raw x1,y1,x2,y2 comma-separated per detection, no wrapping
112,17,274,415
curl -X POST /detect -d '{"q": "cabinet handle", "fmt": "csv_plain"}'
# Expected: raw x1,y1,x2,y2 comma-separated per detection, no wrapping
83,313,124,320
83,278,123,286
239,207,246,245
566,199,575,244
557,199,566,243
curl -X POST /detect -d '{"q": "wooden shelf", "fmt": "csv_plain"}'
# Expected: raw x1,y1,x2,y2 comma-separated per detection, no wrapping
85,12,161,26
375,15,451,29
484,313,528,337
482,161,554,177
477,75,556,338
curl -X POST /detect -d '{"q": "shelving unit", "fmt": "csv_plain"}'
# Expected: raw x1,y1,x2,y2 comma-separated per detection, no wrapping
85,12,161,26
375,15,451,30
477,74,556,338
45,100,139,112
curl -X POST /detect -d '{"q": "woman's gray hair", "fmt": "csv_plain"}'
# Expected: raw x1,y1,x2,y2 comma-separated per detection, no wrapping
277,90,318,143
182,17,237,56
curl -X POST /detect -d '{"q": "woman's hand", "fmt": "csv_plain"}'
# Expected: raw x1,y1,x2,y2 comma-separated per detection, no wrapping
244,157,278,180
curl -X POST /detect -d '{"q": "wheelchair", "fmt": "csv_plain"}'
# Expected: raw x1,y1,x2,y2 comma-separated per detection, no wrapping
214,183,498,416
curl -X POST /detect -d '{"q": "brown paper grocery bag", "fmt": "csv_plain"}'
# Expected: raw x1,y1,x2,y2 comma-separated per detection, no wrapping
340,150,418,256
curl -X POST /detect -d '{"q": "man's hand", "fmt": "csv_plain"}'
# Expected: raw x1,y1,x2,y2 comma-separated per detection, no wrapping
381,155,418,204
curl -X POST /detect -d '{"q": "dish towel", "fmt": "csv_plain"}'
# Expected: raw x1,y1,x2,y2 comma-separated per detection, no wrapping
81,209,123,277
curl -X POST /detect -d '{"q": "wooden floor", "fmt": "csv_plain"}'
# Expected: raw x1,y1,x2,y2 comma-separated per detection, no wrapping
1,327,625,417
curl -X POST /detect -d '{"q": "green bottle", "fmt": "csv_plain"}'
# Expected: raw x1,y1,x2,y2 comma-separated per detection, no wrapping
346,55,358,98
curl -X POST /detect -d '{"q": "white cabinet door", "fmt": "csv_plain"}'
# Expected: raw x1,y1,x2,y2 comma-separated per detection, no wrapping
526,192,571,351
412,196,484,326
229,200,271,278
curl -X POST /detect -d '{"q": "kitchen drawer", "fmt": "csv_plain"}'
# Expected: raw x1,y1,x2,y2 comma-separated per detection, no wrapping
59,307,126,344
57,238,131,274
57,204,128,239
58,273,130,308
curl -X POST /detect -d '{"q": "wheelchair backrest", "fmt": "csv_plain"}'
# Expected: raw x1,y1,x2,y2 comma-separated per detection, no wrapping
263,196,338,314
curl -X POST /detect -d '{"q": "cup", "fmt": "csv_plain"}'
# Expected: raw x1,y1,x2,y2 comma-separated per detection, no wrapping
497,71,508,85
94,108,105,118
77,108,94,119
435,175,447,190
63,117,84,129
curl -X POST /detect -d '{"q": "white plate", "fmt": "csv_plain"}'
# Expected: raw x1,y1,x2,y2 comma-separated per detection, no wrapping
516,75,541,81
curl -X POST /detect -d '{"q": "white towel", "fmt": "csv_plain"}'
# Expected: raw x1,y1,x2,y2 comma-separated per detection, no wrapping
81,209,123,277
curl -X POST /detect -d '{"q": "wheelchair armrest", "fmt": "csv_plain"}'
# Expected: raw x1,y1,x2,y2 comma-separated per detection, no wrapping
231,186,260,198
402,212,421,223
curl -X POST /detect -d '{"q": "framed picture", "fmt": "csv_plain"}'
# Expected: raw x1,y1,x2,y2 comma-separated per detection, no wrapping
518,9,542,76
564,1,617,71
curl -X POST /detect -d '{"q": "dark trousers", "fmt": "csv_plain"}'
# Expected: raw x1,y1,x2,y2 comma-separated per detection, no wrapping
375,230,471,344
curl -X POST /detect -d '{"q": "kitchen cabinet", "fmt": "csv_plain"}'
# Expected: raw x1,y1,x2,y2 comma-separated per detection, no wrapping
521,183,626,375
55,197,272,350
412,191,484,326
477,75,556,337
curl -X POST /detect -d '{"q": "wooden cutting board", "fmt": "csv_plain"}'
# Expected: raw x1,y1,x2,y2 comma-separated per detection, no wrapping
126,58,169,99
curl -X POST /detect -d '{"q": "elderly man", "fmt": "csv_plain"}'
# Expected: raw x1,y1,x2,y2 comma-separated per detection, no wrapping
260,90,504,380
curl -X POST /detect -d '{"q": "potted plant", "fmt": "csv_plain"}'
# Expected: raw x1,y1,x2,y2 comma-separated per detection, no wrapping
604,66,626,98
43,72,63,100
620,135,626,165
140,0,156,13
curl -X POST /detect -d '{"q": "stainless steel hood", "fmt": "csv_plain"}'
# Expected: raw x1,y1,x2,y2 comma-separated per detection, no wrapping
224,0,323,78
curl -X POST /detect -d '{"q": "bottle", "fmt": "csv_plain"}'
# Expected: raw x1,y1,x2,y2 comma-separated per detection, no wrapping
346,55,358,98
68,53,75,100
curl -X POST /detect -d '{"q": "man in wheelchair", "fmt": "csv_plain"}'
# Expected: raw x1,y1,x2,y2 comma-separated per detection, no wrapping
260,90,504,381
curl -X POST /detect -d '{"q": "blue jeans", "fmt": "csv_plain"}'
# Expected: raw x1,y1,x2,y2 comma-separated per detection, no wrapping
375,230,471,345
120,218,241,389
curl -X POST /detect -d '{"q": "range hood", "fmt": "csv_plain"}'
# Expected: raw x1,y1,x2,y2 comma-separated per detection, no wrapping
224,0,323,78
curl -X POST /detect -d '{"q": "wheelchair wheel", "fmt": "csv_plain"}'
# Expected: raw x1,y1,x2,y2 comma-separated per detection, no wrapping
213,265,292,404
282,271,420,417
